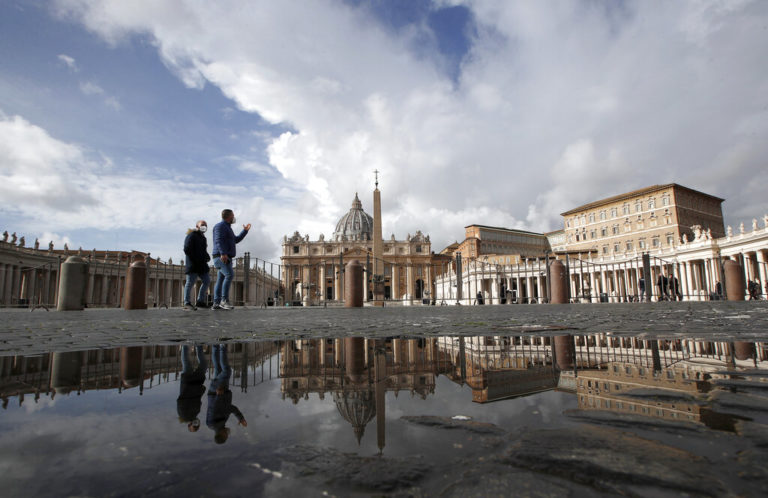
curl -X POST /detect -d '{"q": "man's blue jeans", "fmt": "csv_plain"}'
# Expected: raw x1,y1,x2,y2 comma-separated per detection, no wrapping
209,344,231,392
184,272,211,305
213,257,233,304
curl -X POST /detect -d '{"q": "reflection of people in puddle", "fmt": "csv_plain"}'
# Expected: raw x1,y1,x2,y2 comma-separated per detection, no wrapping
206,344,247,444
177,345,208,432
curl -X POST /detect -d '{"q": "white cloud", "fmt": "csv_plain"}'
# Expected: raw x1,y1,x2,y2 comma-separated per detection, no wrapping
79,81,104,95
0,111,277,260
45,0,768,255
79,81,121,110
57,53,78,71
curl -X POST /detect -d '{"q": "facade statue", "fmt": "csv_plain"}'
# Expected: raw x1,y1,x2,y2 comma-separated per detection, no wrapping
48,241,54,252
681,233,688,244
727,226,733,237
753,218,758,231
11,232,17,244
64,243,69,252
739,222,745,234
2,231,7,242
19,236,25,247
34,238,39,250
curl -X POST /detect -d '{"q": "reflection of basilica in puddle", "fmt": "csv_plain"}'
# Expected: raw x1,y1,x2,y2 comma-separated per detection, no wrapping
1,335,767,446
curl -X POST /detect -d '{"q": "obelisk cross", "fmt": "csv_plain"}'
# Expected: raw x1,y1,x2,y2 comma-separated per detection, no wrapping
373,169,379,188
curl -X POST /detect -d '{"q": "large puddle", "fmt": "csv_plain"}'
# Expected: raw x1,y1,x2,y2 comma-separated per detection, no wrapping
1,335,767,496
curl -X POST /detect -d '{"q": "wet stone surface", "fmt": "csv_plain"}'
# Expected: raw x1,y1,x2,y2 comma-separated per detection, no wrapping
1,301,768,354
1,323,767,496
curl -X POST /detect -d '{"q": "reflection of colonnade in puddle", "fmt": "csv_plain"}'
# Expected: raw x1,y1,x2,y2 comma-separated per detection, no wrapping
437,335,767,431
0,342,279,408
2,335,766,445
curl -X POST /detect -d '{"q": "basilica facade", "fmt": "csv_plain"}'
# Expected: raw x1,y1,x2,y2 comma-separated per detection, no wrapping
281,192,445,305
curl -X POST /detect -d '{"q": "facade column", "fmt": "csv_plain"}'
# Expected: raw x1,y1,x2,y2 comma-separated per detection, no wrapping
406,264,414,304
392,265,400,301
319,265,325,302
333,264,341,301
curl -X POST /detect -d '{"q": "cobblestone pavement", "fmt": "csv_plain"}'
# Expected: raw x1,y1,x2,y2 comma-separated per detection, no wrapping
1,301,767,355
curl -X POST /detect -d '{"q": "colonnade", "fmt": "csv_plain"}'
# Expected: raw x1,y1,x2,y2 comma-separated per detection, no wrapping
283,260,435,306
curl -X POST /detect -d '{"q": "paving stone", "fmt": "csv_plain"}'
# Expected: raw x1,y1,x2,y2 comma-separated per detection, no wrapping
0,301,767,355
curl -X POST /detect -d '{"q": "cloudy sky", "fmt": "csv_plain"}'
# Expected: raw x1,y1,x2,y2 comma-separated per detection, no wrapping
1,0,767,262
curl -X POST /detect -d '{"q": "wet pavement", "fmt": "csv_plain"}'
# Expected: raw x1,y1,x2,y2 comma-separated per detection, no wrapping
1,301,768,354
1,329,767,496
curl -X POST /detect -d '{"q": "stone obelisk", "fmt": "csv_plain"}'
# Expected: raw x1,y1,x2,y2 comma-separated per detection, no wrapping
372,170,385,304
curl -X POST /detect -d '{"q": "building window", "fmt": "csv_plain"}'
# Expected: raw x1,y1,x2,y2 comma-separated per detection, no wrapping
662,196,670,206
415,245,422,253
588,213,595,223
666,235,674,246
612,225,619,235
611,207,618,218
635,201,642,212
626,241,633,251
574,217,579,227
649,198,656,209
613,243,620,252
575,233,580,241
590,229,596,239
600,211,606,220
622,204,629,215
652,238,660,248
293,246,299,254
566,220,571,228
602,246,608,254
639,239,646,249
601,227,607,236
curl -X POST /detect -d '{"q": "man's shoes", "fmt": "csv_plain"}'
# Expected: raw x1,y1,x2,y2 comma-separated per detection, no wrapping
220,300,234,310
183,302,197,311
212,302,223,310
196,301,210,309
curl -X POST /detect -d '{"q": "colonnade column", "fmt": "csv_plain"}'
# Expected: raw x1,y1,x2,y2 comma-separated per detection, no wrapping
757,251,767,290
684,261,694,301
392,265,400,301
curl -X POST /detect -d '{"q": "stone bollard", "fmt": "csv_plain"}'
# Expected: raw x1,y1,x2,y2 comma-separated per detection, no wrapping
123,256,147,310
50,351,83,394
56,256,89,311
553,335,574,371
723,259,746,301
734,341,755,361
344,259,364,308
550,260,568,304
120,347,145,388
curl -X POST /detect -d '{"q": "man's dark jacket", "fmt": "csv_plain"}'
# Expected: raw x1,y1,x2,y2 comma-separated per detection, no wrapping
206,389,245,430
177,370,206,422
184,229,210,274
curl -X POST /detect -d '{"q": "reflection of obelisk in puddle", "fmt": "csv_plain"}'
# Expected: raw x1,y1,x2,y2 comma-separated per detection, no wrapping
374,342,386,453
372,171,385,305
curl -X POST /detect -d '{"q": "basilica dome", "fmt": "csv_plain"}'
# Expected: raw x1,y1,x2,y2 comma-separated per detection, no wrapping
333,193,373,242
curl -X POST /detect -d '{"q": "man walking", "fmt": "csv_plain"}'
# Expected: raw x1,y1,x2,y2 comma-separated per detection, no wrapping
183,220,211,310
212,209,251,310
